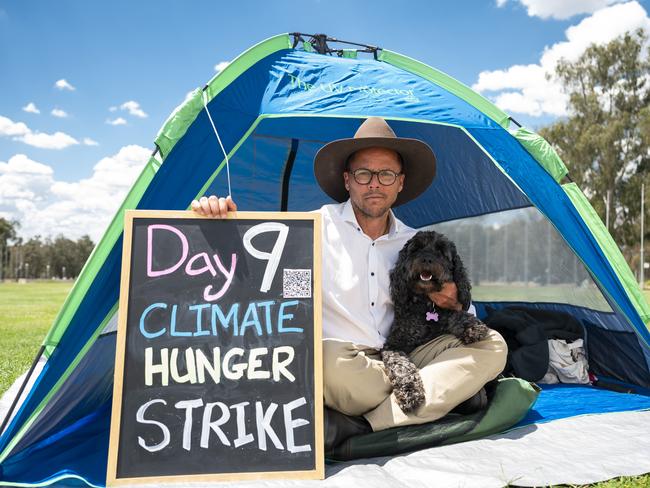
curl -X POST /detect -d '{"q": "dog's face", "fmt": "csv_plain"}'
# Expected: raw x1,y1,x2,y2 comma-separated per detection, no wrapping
400,231,455,296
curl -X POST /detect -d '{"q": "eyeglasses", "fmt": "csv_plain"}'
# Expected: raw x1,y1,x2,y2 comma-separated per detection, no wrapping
349,168,402,186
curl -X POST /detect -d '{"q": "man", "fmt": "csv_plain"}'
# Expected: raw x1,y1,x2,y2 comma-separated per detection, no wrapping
192,117,507,450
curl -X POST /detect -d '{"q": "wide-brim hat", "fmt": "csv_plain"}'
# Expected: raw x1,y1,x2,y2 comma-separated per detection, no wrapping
313,117,436,206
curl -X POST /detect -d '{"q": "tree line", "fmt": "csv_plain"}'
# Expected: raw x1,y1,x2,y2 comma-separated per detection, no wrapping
0,218,94,280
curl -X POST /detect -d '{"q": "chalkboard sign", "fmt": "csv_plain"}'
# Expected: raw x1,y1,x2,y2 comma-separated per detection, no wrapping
107,210,323,485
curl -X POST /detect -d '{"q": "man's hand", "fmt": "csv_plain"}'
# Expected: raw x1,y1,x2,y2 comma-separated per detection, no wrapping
191,195,237,218
428,282,462,311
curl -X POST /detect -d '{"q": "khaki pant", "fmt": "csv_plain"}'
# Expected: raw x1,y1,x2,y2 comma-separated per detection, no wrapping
323,329,507,431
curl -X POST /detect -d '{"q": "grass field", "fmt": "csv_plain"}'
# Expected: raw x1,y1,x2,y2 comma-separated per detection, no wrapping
0,280,72,394
0,280,649,487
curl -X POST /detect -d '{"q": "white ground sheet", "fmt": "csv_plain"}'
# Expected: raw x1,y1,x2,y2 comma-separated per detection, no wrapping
2,376,650,487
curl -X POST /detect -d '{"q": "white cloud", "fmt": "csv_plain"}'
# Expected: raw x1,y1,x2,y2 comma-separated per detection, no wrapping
0,145,150,241
540,3,650,66
109,101,148,119
22,102,40,114
475,1,650,117
83,137,99,146
54,79,75,91
497,0,627,20
0,154,54,201
120,100,147,118
19,131,79,150
0,115,79,149
106,117,127,126
0,154,53,176
492,92,543,117
214,61,230,73
0,115,30,137
51,108,68,118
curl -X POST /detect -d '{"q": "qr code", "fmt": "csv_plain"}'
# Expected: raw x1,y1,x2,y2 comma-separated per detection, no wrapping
283,269,312,298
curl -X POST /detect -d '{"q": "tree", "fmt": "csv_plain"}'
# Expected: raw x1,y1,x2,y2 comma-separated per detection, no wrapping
22,236,46,278
540,29,650,251
44,235,95,279
47,236,77,279
73,235,95,275
0,218,19,280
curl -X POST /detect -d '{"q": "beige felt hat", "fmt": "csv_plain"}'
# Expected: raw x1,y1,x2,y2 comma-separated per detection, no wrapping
313,117,437,206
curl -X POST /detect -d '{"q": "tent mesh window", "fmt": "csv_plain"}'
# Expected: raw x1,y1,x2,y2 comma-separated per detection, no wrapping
426,208,613,313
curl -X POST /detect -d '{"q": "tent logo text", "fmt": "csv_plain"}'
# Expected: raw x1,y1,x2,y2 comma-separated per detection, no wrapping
287,73,419,102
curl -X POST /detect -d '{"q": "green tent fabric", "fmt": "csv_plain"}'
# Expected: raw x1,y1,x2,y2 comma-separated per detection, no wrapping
513,127,568,183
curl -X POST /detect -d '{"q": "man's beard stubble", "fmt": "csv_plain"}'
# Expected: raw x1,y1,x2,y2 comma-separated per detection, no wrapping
351,191,395,219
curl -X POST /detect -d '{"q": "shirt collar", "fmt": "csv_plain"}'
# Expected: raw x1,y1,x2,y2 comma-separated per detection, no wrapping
340,199,404,237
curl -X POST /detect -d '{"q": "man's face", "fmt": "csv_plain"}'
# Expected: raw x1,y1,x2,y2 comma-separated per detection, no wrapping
343,146,405,219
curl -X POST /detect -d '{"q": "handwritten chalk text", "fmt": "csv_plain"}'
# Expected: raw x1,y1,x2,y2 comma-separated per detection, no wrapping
146,222,289,300
136,397,312,454
139,299,304,339
144,346,296,386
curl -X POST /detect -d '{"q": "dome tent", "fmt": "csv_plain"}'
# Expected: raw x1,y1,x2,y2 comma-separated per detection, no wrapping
1,32,650,487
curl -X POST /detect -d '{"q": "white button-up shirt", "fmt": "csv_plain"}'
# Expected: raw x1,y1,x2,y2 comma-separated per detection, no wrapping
316,199,416,349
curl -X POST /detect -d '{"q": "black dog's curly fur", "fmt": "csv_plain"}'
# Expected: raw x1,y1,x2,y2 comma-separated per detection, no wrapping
382,230,489,413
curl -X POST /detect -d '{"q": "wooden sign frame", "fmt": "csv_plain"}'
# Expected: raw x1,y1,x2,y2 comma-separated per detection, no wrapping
107,210,324,485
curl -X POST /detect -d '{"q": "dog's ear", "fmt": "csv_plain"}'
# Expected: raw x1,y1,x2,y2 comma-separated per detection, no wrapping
435,234,454,263
450,244,472,311
390,237,415,310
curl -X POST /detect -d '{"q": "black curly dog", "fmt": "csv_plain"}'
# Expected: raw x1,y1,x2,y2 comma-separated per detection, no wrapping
381,230,489,413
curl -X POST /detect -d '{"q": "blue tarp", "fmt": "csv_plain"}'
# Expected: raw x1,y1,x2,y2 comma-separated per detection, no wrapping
516,383,650,428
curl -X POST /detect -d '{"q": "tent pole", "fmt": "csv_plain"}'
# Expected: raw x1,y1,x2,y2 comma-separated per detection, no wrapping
0,345,45,436
280,139,299,212
640,183,645,287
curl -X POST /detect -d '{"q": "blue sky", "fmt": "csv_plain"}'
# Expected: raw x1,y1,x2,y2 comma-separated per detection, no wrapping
1,0,649,240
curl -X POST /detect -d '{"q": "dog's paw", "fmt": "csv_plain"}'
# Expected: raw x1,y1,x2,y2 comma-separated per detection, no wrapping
381,350,426,413
461,320,489,344
393,375,426,413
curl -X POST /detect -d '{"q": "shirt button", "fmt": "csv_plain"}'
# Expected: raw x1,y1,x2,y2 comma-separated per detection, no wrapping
357,227,361,232
371,302,375,306
371,272,375,276
372,243,375,246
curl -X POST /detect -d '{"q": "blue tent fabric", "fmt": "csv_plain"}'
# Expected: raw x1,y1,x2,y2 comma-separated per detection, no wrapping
11,334,115,457
0,334,114,486
207,117,532,220
2,35,650,487
516,383,650,428
263,51,504,129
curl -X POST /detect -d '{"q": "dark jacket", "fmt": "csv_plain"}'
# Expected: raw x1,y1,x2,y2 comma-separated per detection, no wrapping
484,306,584,381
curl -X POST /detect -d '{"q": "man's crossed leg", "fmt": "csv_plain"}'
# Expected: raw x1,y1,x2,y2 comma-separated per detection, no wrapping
323,329,507,437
